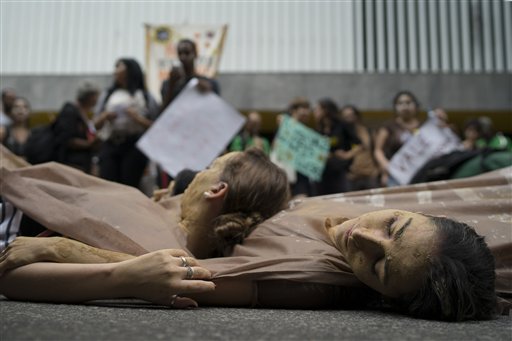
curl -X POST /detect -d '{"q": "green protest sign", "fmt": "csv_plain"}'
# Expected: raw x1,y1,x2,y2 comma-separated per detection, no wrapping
273,116,329,181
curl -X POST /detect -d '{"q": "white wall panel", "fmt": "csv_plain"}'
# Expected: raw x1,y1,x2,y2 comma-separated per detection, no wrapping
492,1,504,72
481,0,493,72
504,0,512,72
418,0,429,72
439,1,450,72
354,1,364,72
364,0,375,72
428,0,439,72
449,1,461,72
3,0,510,75
460,1,472,73
396,1,407,72
407,0,418,72
376,0,386,71
1,1,355,74
471,0,483,72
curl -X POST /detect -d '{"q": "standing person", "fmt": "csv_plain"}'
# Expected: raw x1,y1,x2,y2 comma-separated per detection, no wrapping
229,111,270,155
374,91,422,187
1,97,31,158
0,88,17,143
462,119,484,151
158,39,220,188
52,82,101,174
340,105,379,191
160,39,220,111
94,58,159,187
288,97,314,197
313,98,360,195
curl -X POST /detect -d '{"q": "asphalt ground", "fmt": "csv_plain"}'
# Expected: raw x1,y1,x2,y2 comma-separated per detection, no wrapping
1,297,510,341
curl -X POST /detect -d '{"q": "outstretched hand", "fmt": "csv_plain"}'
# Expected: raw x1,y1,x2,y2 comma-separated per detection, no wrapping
0,237,58,275
112,249,215,308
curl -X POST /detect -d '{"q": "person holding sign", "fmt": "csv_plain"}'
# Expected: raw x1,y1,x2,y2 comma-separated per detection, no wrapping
0,147,508,321
94,58,160,188
313,98,360,195
160,39,220,111
229,111,270,155
374,91,422,187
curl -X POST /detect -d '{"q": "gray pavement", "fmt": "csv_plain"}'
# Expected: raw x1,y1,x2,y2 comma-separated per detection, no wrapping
1,297,510,341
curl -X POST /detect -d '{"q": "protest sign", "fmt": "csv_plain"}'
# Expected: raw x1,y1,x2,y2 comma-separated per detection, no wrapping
136,78,245,177
144,24,228,102
388,115,463,185
273,116,330,181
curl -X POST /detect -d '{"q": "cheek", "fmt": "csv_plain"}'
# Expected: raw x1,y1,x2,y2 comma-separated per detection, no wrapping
349,255,379,288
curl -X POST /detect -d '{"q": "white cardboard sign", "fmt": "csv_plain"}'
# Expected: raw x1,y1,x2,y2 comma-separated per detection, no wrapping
388,116,463,185
137,79,246,177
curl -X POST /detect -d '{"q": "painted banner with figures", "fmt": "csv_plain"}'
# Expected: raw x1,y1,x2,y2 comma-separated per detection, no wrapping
144,24,228,102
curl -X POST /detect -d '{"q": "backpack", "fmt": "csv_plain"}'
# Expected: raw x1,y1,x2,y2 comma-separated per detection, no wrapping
410,149,511,184
410,150,480,184
24,123,58,164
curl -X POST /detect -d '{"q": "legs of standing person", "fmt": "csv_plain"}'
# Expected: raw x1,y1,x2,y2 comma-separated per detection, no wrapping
99,141,121,183
119,140,148,188
291,172,312,197
99,138,147,189
318,171,347,195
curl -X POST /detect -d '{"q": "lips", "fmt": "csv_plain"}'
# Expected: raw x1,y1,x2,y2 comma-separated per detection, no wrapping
344,225,355,249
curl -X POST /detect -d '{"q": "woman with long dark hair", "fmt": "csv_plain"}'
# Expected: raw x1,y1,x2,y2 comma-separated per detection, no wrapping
94,58,159,187
314,98,360,195
374,91,422,187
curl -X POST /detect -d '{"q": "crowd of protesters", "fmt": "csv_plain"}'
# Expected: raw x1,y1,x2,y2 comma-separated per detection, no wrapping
2,40,511,198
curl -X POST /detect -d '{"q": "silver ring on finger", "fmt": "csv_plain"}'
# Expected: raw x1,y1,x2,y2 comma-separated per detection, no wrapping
179,256,188,267
170,294,178,306
185,265,194,279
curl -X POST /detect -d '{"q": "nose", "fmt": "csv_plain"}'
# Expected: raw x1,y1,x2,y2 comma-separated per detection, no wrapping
351,228,384,258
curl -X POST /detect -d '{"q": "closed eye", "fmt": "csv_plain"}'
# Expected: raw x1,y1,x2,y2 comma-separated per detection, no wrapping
373,217,397,278
386,217,397,236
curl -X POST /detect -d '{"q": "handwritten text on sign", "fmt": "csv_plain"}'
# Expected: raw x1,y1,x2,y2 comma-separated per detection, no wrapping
273,116,330,181
137,78,246,177
389,116,462,185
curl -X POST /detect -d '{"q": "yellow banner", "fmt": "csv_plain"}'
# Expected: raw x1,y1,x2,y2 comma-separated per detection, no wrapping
144,24,228,102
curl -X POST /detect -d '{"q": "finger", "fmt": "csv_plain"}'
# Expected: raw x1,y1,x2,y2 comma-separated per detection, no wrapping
0,254,10,275
172,296,198,309
167,249,189,257
175,280,216,293
176,256,198,267
182,266,211,280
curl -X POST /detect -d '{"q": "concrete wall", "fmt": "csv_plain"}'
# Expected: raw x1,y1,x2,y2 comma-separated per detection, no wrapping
2,73,510,112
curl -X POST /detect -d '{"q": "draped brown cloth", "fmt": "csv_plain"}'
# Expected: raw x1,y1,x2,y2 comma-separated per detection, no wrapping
0,145,511,300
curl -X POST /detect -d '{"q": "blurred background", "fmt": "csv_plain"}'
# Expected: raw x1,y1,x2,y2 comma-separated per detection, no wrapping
1,0,511,133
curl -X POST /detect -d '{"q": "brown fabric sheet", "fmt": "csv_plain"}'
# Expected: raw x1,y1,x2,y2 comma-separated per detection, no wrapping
0,148,510,294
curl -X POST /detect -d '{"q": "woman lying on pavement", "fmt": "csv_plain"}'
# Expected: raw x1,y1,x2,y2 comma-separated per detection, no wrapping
0,147,508,321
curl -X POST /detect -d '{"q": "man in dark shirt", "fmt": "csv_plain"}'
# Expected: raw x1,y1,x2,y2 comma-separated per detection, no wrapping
160,39,220,111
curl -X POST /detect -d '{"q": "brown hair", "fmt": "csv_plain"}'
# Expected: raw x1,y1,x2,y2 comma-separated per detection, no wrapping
212,148,290,256
288,97,311,112
392,216,496,321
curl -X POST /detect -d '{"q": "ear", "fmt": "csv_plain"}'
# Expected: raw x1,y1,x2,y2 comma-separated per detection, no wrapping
203,182,228,200
324,216,349,230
